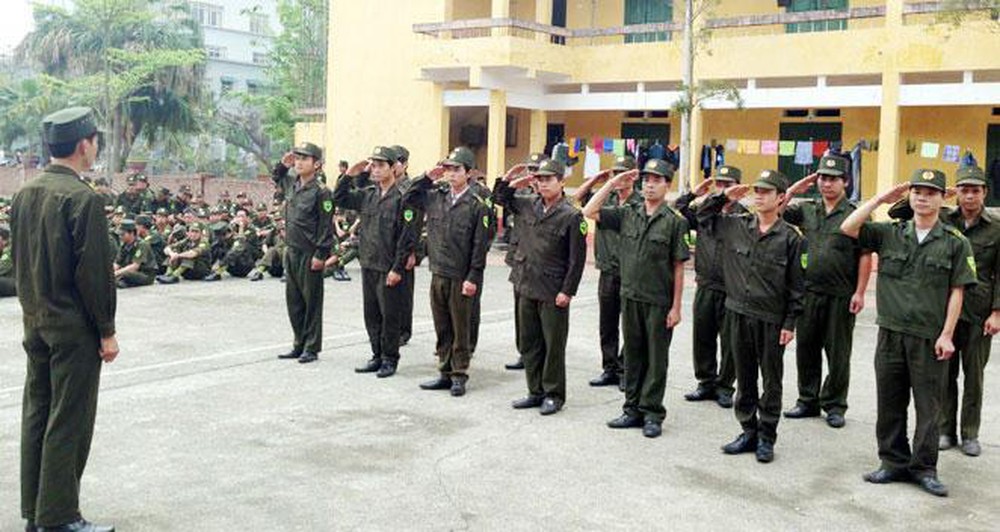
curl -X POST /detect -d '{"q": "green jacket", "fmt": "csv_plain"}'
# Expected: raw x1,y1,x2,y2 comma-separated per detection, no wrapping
784,196,866,297
0,246,12,277
587,190,642,276
116,239,158,277
11,164,117,337
272,163,335,261
676,191,749,291
333,173,418,274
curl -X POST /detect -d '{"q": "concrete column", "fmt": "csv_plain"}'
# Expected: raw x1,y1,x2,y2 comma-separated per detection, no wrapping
535,0,553,42
492,0,509,37
529,109,548,155
687,105,704,191
487,90,508,186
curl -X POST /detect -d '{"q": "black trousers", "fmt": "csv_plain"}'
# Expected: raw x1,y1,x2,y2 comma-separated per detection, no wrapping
361,268,406,362
692,286,735,394
21,324,102,527
941,319,992,441
1,276,18,297
430,274,474,377
795,291,855,415
518,295,569,401
597,271,623,375
729,311,785,443
401,268,415,339
284,248,325,353
118,271,154,287
621,298,673,423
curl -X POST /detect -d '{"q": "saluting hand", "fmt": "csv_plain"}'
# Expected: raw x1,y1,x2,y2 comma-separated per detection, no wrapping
427,165,447,181
503,163,528,181
934,334,955,361
509,174,535,190
347,160,369,177
281,152,296,168
878,182,910,205
786,173,819,197
693,177,716,197
779,329,795,346
461,281,477,297
724,184,752,202
100,335,119,363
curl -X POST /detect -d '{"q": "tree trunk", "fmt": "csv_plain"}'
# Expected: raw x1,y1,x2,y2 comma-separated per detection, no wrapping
678,0,694,194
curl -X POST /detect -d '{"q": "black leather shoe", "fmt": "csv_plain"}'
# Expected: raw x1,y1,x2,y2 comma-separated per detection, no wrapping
716,392,734,409
607,414,644,429
539,397,563,416
277,349,302,360
376,361,397,378
960,439,982,457
684,386,717,401
248,269,264,281
722,433,758,454
505,358,524,370
756,440,775,463
783,404,821,418
642,421,663,438
450,378,466,397
37,519,114,532
826,412,846,428
511,395,544,409
355,358,381,373
589,372,620,387
419,376,452,390
156,274,178,284
862,468,909,484
917,475,949,497
298,352,318,364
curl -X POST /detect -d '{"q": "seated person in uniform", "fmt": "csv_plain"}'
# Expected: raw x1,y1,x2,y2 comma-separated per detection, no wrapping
0,225,15,297
157,223,212,283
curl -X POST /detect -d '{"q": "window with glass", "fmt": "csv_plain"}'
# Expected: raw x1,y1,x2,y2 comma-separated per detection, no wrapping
624,0,673,43
190,2,223,28
785,0,848,33
205,46,225,59
249,13,270,35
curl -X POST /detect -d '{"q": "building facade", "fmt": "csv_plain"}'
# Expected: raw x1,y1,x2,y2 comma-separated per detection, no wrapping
189,0,278,98
312,0,1000,204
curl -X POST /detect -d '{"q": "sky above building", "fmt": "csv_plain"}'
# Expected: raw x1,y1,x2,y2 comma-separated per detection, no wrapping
0,0,34,53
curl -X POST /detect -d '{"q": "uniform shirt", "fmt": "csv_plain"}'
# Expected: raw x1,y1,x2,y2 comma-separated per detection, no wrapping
115,239,158,277
0,245,12,277
403,176,491,285
272,163,335,260
142,229,167,266
585,190,641,276
784,196,866,297
495,182,587,302
333,174,417,274
598,201,690,307
676,191,748,291
168,237,211,270
10,164,117,337
698,192,806,331
115,191,150,216
858,220,977,340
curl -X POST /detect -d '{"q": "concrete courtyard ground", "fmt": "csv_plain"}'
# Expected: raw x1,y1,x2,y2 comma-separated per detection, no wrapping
1,250,998,531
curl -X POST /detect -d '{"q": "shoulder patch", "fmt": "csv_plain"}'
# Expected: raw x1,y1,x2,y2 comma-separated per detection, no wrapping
967,255,977,277
323,199,333,213
483,215,490,228
403,208,414,223
579,219,589,236
946,226,964,239
801,252,808,269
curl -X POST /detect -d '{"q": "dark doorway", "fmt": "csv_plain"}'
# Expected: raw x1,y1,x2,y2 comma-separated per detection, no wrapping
551,0,567,44
778,122,843,189
986,124,1000,207
545,123,565,157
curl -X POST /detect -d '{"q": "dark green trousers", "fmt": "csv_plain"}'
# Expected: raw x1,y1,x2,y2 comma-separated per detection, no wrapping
941,319,992,441
1,276,19,297
430,274,474,377
598,271,623,375
729,311,785,443
874,328,948,479
621,297,673,423
118,271,154,287
470,283,483,354
794,291,855,415
517,295,569,401
256,246,285,277
361,268,405,362
401,268,415,339
284,247,325,353
692,286,735,394
21,324,102,527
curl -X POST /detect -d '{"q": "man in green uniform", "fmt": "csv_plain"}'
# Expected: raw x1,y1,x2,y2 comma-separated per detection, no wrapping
249,218,287,281
113,219,158,288
272,142,335,364
583,159,690,437
675,165,747,408
698,170,806,463
335,146,418,377
156,223,212,283
467,167,497,354
781,154,873,428
887,165,999,457
495,158,587,416
115,175,149,216
841,169,977,497
404,147,491,396
391,145,420,346
135,215,167,274
574,154,639,390
12,107,118,532
0,225,15,297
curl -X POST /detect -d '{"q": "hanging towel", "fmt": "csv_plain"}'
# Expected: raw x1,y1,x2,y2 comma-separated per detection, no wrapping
794,141,814,165
613,139,626,157
942,145,960,163
725,139,739,152
583,147,600,178
626,139,636,156
567,137,579,158
778,141,796,156
812,141,829,157
961,150,977,168
760,140,778,155
744,140,760,155
714,145,725,168
603,138,615,153
920,142,939,158
593,137,603,153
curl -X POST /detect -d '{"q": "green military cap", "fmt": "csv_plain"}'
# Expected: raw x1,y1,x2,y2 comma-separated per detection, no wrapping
753,169,789,192
114,205,126,215
104,205,115,214
256,202,269,211
443,147,475,169
118,219,137,233
526,152,547,169
909,168,946,192
188,222,205,232
817,154,849,178
390,145,410,162
640,158,675,179
42,106,98,145
135,215,153,227
612,155,636,171
369,145,397,163
209,221,229,233
158,186,171,195
534,158,566,177
714,165,742,183
955,166,987,187
155,207,168,216
293,141,323,160
196,207,209,218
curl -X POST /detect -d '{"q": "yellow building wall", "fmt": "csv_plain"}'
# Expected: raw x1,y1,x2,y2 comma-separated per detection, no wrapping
293,122,328,155
898,106,999,187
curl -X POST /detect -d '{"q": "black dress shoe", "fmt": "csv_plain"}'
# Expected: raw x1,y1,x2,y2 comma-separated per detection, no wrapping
589,372,620,387
684,386,717,401
512,395,544,409
862,468,909,484
607,414,644,429
539,397,563,416
37,519,114,532
756,440,775,463
419,375,452,390
376,361,397,378
722,432,758,454
450,378,466,397
917,475,949,497
505,358,525,370
277,349,303,360
826,412,846,428
355,358,381,373
716,392,734,409
642,421,663,438
298,352,318,364
783,404,821,418
156,274,179,284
